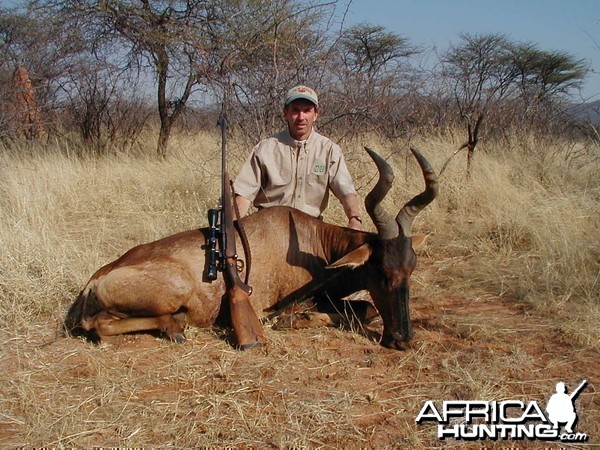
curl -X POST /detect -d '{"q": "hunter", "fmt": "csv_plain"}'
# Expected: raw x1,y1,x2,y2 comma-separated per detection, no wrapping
233,85,362,231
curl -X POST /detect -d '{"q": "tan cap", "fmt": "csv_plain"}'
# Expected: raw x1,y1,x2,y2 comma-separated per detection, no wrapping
284,85,318,107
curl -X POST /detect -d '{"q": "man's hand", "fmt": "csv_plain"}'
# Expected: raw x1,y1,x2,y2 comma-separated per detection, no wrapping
348,215,362,231
340,193,362,231
234,194,251,218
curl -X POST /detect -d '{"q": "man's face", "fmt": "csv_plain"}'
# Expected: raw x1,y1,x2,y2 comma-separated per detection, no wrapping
284,99,319,141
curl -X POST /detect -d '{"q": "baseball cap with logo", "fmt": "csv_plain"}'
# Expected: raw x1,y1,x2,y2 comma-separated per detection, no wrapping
284,85,319,107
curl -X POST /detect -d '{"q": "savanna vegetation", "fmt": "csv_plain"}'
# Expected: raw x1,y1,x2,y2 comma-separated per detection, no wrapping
0,0,598,448
1,128,598,447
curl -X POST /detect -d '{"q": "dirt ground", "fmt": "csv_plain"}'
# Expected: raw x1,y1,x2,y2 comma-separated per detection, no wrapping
0,251,598,449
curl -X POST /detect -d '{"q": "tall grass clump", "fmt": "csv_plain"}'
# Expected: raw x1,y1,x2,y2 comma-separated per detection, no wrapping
0,129,597,346
1,128,599,448
399,130,599,347
0,133,223,334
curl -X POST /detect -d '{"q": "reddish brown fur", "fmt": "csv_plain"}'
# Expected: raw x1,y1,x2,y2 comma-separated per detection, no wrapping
65,148,438,349
65,208,368,340
66,208,418,348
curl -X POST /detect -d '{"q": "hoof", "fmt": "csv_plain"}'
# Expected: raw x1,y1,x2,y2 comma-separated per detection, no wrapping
238,342,264,351
169,333,186,344
381,339,409,351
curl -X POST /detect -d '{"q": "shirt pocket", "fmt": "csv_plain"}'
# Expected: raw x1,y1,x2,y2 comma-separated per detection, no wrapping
264,160,292,187
305,172,328,208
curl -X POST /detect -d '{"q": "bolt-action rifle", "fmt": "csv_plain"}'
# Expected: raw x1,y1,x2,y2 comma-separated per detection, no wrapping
569,380,587,400
205,118,266,350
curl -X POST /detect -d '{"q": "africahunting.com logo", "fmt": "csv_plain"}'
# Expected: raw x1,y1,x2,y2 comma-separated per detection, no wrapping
416,380,589,442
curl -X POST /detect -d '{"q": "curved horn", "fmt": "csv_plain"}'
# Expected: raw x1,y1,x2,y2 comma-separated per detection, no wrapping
364,147,399,239
395,147,438,237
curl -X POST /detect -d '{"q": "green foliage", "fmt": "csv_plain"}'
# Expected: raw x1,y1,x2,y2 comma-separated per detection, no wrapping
338,24,418,75
510,42,588,101
443,32,588,112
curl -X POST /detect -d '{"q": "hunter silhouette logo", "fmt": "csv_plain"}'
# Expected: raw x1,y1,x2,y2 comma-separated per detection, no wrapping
416,380,589,442
546,380,587,434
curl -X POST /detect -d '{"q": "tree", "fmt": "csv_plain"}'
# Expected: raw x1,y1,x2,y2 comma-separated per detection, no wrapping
48,0,215,156
33,0,337,156
0,4,87,140
328,23,420,137
441,33,589,177
63,65,152,154
441,33,516,177
201,0,332,141
510,42,587,111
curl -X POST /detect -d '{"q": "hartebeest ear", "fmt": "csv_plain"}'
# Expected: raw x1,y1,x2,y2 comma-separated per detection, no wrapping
326,243,372,270
411,234,429,251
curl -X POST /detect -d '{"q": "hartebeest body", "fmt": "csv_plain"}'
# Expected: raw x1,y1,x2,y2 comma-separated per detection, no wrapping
65,148,438,350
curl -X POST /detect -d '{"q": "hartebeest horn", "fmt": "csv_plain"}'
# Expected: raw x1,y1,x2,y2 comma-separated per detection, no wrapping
364,147,399,239
395,147,438,237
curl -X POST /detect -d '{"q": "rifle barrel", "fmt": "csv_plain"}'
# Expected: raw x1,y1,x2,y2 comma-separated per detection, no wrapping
569,380,587,400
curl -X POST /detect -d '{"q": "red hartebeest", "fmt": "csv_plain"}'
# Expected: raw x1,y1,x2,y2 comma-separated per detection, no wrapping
64,148,438,350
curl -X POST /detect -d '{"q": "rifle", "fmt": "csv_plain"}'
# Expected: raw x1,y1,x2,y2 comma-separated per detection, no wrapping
569,380,587,400
205,117,266,350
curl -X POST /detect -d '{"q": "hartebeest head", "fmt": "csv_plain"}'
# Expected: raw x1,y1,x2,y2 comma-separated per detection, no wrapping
328,148,438,349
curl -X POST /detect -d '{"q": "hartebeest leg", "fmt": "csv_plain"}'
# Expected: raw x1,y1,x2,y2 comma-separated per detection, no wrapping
273,299,379,331
83,311,186,343
274,311,335,329
158,313,187,343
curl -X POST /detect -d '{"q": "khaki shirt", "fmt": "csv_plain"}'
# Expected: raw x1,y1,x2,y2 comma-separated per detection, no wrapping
233,129,357,217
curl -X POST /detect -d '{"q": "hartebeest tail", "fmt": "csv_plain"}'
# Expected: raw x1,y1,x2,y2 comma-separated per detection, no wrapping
64,285,102,340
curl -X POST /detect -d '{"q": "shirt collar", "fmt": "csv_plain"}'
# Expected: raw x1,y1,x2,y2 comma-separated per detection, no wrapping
284,129,315,148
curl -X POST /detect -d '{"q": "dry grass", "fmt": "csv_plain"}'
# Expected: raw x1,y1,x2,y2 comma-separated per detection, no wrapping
0,129,598,448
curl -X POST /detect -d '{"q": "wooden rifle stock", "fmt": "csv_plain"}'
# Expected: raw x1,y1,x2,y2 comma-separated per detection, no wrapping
221,170,266,350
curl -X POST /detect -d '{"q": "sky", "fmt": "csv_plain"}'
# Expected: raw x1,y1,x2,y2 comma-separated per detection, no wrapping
2,0,598,101
341,0,600,101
